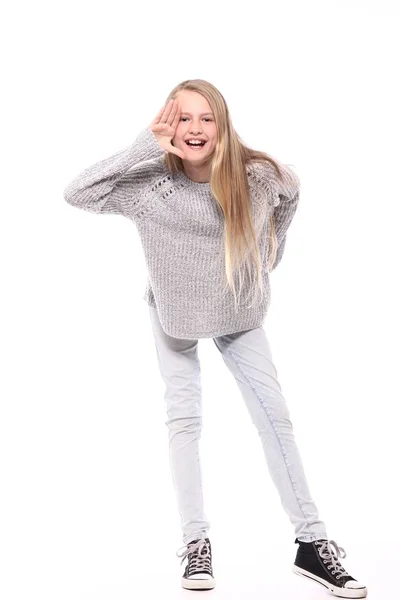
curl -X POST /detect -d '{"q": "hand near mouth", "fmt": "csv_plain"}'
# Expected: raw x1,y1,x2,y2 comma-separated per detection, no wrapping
150,99,186,160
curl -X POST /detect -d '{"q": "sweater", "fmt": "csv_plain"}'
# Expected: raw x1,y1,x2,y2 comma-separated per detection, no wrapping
63,127,300,339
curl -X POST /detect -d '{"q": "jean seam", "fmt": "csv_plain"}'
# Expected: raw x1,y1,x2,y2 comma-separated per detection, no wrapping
217,336,312,537
194,350,205,517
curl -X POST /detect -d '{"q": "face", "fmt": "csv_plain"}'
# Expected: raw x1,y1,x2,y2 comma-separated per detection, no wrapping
172,90,217,163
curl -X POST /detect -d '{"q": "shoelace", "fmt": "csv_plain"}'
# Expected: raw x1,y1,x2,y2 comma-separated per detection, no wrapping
176,538,212,574
316,539,350,579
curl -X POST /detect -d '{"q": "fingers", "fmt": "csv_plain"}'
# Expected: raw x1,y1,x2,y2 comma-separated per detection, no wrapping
151,106,164,126
152,99,179,127
159,99,173,124
171,103,181,129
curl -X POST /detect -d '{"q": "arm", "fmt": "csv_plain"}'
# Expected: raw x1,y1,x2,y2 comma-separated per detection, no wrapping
63,127,165,217
270,164,300,271
270,189,299,270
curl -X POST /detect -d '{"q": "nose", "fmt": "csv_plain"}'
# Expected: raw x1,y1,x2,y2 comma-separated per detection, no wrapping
188,120,202,135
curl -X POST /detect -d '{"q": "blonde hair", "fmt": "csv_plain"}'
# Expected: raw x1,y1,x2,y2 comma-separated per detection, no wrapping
162,79,288,313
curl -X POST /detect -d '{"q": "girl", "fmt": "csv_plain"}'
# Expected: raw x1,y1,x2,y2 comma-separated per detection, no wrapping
64,79,367,598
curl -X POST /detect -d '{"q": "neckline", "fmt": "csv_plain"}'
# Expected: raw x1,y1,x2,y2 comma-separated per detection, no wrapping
173,169,212,194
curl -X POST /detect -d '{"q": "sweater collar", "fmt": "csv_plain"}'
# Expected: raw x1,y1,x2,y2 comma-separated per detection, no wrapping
173,169,212,195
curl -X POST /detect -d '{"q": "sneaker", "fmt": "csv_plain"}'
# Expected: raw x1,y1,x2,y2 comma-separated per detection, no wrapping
176,537,215,590
292,538,368,598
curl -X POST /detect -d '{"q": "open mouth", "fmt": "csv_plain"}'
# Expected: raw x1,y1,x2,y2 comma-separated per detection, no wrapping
185,140,207,150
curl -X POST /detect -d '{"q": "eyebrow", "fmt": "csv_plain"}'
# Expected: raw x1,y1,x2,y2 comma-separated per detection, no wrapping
181,112,213,116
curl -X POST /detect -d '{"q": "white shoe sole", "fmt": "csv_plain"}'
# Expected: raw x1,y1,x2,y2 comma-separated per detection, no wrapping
181,575,216,590
292,565,367,598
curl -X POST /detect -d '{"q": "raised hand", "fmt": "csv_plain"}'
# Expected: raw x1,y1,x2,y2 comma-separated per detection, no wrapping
150,99,186,160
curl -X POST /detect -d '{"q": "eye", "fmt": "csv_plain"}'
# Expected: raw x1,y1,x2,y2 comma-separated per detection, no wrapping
180,117,213,122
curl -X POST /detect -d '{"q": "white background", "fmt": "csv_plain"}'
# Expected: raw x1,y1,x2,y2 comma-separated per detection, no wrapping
1,1,399,598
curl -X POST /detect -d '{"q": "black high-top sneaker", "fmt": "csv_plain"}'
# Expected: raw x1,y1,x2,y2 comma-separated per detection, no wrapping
176,537,215,590
292,538,367,598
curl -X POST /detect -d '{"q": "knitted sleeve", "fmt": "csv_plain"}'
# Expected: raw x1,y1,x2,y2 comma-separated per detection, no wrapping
270,163,300,271
63,127,165,217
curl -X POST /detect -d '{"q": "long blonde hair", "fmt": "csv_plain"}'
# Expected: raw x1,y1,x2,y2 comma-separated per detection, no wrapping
162,79,287,313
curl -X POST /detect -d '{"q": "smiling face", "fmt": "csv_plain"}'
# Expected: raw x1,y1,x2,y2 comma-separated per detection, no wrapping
173,90,217,163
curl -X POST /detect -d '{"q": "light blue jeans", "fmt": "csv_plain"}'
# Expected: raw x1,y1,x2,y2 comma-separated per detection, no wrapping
148,305,328,547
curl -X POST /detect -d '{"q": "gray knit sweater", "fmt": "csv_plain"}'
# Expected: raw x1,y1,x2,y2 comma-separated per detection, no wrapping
63,127,300,339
